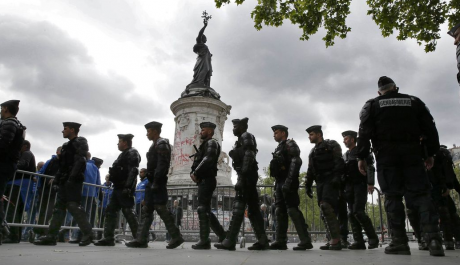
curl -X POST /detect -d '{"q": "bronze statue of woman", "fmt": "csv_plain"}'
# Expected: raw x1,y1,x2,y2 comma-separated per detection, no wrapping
186,20,213,91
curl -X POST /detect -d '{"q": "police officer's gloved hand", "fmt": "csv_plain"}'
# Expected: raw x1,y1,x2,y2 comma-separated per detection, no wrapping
282,178,293,193
305,186,313,199
331,176,341,189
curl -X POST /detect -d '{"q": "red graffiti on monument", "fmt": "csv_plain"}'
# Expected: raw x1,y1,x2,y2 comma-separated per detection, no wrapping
173,129,198,166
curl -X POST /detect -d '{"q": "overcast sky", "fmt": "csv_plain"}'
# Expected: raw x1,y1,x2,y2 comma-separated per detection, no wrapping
1,0,459,185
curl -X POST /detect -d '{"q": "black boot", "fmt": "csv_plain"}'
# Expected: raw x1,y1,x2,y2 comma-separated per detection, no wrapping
354,212,379,249
424,232,445,257
348,241,366,250
0,221,10,245
122,207,139,240
215,199,245,251
33,235,57,246
66,202,93,247
247,210,269,250
269,207,288,250
126,205,152,248
155,205,184,249
384,231,410,255
209,212,226,243
192,207,211,250
348,213,365,250
288,208,313,250
320,203,342,250
95,212,117,246
34,206,66,246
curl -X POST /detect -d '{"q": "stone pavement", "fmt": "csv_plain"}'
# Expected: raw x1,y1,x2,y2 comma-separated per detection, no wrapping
0,242,458,265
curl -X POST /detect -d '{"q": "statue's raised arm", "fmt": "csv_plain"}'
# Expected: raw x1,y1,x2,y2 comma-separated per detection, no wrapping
196,21,208,44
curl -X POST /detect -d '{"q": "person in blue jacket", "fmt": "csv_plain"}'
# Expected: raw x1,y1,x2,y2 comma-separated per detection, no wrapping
135,168,148,215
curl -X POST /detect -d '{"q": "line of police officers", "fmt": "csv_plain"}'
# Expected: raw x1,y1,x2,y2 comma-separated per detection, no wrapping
1,23,460,255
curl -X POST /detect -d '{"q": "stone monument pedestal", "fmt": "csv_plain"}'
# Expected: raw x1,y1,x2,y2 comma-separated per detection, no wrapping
169,96,232,186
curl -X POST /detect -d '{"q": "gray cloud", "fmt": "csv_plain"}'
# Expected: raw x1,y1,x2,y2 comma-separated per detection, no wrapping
0,16,165,125
1,0,458,181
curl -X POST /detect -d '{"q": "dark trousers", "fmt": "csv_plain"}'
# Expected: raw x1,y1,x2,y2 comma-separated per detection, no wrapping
72,196,97,239
337,192,349,241
46,181,91,237
316,179,339,207
344,182,368,214
195,177,224,240
376,144,439,236
135,203,142,218
0,162,16,229
198,177,216,211
275,178,300,209
238,177,260,219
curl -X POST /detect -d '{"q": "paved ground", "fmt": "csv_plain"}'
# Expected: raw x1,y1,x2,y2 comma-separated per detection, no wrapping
0,242,459,265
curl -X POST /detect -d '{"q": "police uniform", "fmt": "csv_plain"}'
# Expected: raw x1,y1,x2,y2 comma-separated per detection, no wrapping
342,130,379,250
95,134,140,246
305,125,344,250
126,122,184,249
0,100,25,244
407,145,460,250
191,122,226,250
34,122,93,246
215,118,269,251
269,125,313,250
356,76,444,256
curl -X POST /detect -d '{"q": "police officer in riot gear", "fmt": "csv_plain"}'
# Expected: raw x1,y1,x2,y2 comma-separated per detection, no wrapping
34,122,93,246
342,130,379,250
190,122,226,249
0,100,25,245
269,125,313,251
95,134,140,246
447,22,460,85
407,144,460,251
215,118,269,251
126,122,184,249
305,125,344,250
356,76,444,256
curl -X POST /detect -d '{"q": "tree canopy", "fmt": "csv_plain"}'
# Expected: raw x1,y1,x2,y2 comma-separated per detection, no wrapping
214,0,460,52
